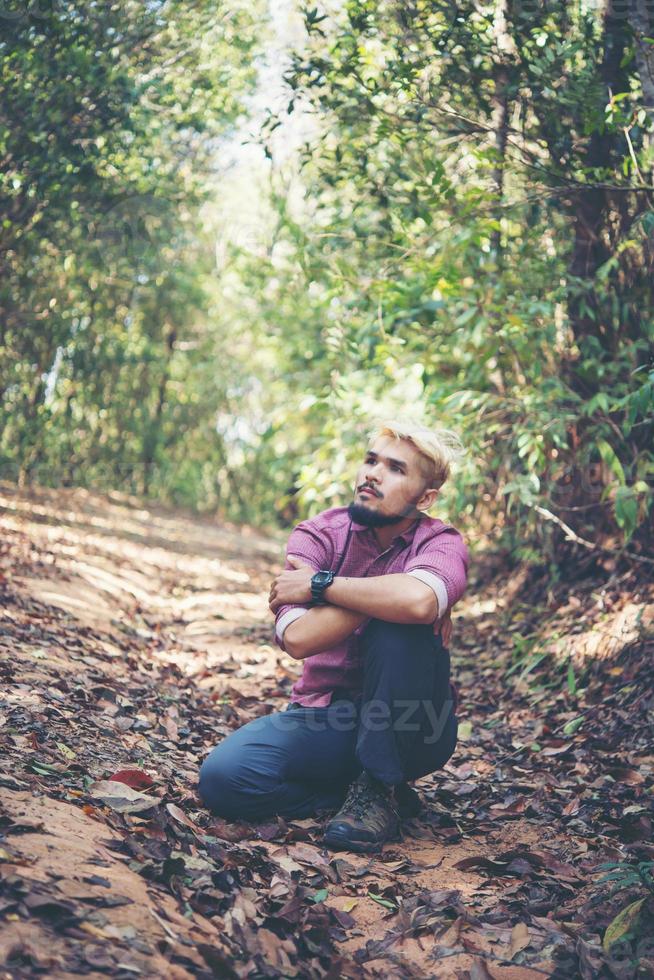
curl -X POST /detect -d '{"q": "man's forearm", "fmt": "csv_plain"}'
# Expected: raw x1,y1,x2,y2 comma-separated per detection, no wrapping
325,573,438,624
283,606,367,660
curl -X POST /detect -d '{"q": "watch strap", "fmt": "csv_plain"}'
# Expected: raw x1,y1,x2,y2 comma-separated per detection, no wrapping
311,570,335,604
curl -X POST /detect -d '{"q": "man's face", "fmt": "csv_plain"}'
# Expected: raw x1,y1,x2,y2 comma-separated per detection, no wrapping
350,435,434,526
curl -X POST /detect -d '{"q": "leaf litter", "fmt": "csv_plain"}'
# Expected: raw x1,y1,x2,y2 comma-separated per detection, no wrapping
0,483,652,977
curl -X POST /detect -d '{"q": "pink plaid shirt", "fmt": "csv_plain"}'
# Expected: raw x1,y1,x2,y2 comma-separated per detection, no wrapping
274,507,469,707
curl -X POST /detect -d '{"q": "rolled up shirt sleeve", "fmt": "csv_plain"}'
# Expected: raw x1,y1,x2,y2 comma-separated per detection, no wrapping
404,528,469,619
273,523,334,651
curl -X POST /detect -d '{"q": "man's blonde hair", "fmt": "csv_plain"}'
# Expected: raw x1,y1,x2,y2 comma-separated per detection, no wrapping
368,419,466,490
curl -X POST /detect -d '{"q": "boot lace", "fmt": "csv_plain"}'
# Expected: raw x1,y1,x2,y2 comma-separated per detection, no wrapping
340,774,397,821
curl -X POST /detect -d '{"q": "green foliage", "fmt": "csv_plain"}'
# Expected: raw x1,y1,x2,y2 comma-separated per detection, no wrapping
226,0,653,556
598,861,654,902
593,862,654,964
1,0,653,564
0,0,262,509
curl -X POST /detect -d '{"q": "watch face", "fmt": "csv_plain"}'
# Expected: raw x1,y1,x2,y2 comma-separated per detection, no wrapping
314,571,331,585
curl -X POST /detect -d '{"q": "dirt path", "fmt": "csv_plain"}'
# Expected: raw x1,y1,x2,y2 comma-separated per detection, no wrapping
1,483,652,978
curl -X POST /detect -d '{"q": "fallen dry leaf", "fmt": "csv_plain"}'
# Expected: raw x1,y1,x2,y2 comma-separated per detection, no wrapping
108,768,155,790
89,779,161,813
509,920,531,958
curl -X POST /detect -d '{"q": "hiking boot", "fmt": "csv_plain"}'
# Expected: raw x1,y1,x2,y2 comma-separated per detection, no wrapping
322,771,399,853
394,781,423,819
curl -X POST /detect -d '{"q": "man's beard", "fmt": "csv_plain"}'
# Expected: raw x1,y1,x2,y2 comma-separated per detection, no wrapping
348,500,417,528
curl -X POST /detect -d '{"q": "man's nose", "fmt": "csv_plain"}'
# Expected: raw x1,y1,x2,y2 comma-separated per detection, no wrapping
365,463,382,483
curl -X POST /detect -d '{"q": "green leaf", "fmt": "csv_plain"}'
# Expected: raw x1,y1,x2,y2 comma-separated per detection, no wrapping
368,892,397,910
567,661,577,696
563,716,584,735
311,889,328,903
27,760,63,775
585,392,611,415
458,720,473,740
603,898,646,952
455,307,477,327
614,487,638,541
57,742,77,760
597,439,626,486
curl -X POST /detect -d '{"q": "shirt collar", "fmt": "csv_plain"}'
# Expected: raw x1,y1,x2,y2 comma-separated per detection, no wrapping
351,516,421,547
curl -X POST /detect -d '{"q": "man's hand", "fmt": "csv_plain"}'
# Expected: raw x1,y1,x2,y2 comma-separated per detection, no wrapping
439,609,453,647
269,556,314,613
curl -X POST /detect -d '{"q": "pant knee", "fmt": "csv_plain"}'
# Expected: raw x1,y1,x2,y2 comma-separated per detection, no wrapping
198,745,288,821
407,712,458,780
198,748,270,819
198,752,241,818
363,619,435,656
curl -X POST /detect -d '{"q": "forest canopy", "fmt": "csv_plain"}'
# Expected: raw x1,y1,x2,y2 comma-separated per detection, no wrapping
1,0,653,570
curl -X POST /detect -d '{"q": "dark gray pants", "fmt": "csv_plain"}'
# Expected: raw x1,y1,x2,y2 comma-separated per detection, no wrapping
198,619,457,821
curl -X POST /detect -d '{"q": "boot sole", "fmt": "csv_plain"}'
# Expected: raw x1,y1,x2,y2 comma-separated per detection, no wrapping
322,825,400,854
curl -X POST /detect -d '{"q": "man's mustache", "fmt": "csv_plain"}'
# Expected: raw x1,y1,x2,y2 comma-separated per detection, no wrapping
358,484,382,497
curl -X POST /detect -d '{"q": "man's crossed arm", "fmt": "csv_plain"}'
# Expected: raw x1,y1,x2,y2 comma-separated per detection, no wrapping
269,558,451,660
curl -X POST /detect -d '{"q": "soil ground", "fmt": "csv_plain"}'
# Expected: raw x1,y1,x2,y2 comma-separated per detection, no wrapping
0,483,652,979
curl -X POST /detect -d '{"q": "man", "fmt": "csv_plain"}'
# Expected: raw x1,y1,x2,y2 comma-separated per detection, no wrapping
199,420,469,852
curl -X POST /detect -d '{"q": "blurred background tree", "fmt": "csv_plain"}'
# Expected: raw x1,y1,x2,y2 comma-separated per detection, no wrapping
0,0,260,506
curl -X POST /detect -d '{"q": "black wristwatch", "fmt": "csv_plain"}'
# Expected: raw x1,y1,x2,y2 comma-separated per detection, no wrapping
311,570,335,605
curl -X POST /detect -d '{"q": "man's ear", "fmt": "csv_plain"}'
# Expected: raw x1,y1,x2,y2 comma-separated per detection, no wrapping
417,487,439,512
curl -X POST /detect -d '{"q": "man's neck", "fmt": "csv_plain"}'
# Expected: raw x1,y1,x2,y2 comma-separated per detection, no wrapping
372,514,421,551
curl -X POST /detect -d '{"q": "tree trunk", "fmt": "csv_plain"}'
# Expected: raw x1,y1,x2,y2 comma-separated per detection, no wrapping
567,7,631,355
142,326,176,496
490,0,516,260
630,0,654,125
